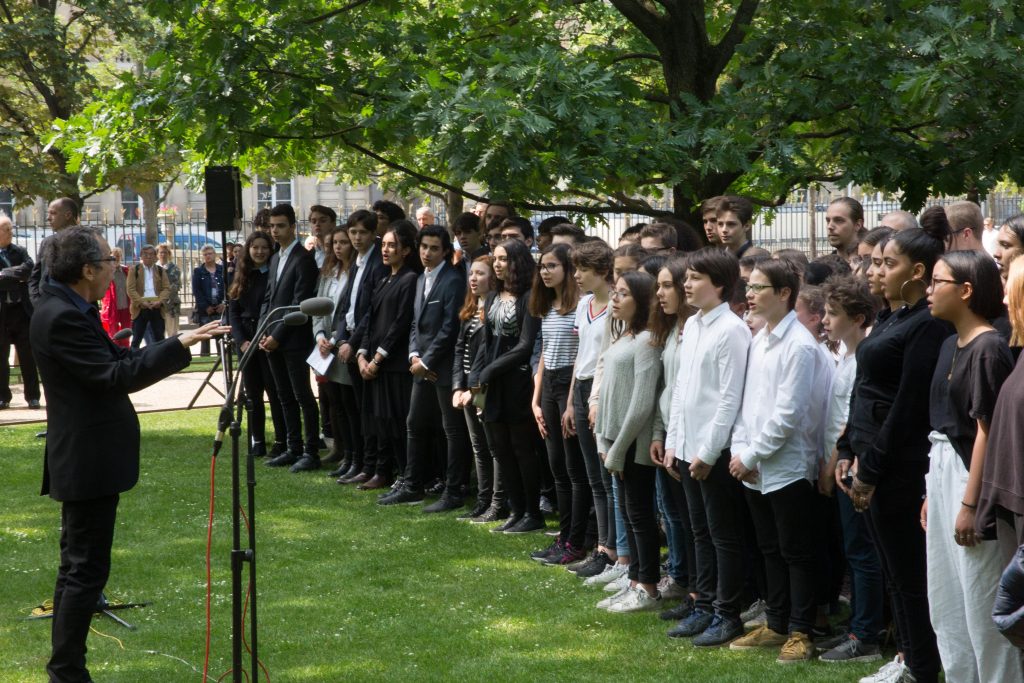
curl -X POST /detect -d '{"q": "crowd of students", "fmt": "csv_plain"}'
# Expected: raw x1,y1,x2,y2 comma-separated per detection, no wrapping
233,195,1024,683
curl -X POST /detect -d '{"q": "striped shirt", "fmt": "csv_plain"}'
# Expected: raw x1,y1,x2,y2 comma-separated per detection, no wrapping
542,307,579,370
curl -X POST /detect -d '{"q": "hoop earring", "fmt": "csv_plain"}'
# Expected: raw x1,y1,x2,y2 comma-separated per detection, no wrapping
899,278,925,302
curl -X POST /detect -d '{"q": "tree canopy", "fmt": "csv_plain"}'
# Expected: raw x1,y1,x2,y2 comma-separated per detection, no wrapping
49,0,1024,222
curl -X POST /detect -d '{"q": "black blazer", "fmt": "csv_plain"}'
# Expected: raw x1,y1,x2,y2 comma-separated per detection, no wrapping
349,267,417,374
452,314,485,390
30,282,192,501
468,290,539,423
228,267,270,347
409,262,466,387
0,242,34,315
333,242,389,345
28,233,55,305
260,242,318,351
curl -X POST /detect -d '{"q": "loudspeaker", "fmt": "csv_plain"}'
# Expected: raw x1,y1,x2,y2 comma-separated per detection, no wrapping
205,166,242,232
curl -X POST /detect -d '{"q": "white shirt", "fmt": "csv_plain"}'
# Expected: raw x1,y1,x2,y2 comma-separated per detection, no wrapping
143,265,156,298
983,228,999,257
573,294,609,380
276,238,299,282
314,246,326,268
666,302,750,466
731,310,833,494
345,245,376,332
823,351,857,465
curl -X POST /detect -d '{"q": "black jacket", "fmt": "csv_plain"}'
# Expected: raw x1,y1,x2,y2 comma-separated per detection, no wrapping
30,282,192,501
333,242,389,345
0,242,33,315
468,290,539,423
452,314,485,390
260,241,318,351
409,262,466,387
228,267,269,347
349,267,417,374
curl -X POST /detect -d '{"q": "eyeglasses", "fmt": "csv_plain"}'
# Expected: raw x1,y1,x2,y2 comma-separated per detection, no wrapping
930,277,962,288
92,256,117,264
610,289,631,301
745,283,775,293
538,263,561,273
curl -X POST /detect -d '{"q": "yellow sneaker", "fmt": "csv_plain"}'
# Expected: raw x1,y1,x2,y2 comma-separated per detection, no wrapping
728,624,788,651
776,631,814,664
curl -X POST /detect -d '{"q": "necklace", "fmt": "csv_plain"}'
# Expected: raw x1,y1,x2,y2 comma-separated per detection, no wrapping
947,345,959,382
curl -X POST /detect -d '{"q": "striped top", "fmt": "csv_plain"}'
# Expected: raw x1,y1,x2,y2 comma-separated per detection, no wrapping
461,313,484,377
542,307,579,370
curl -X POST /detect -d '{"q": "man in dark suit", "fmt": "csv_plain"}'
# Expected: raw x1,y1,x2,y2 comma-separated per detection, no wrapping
380,226,470,510
30,226,225,683
0,215,40,408
332,210,390,486
29,197,79,305
259,203,321,472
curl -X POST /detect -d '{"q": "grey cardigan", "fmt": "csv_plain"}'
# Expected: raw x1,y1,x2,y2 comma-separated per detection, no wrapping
595,330,660,472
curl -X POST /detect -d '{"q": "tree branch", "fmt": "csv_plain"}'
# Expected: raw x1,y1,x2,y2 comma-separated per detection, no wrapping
710,0,760,80
304,0,374,25
609,51,662,65
609,0,666,51
236,124,362,140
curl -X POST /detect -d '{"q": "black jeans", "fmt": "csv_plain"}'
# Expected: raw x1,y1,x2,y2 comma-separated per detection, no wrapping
682,453,747,619
406,381,470,493
463,403,503,509
573,378,616,550
484,421,540,518
619,448,660,585
866,460,940,683
130,308,164,348
240,347,285,449
541,367,589,548
0,305,40,401
47,494,119,683
322,380,360,463
744,479,817,634
266,347,320,456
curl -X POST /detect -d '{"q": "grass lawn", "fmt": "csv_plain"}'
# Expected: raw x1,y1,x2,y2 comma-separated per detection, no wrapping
1,408,885,682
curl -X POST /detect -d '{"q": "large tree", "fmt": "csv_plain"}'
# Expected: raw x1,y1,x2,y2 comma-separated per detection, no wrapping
57,0,1024,224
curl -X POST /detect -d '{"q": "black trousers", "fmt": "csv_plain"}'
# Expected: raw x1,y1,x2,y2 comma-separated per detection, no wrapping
573,378,616,550
349,366,381,475
484,421,540,518
541,367,589,548
618,449,660,585
463,403,503,509
240,347,285,448
866,461,940,683
323,380,362,466
47,494,119,683
0,305,40,402
405,381,470,493
266,347,320,455
744,479,817,634
681,453,747,619
130,308,164,348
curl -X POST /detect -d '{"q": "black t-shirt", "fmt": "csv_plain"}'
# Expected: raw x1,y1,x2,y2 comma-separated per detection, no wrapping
929,330,1014,469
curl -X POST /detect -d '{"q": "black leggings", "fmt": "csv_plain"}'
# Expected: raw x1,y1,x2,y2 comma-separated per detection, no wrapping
619,448,660,585
240,348,285,448
484,421,540,518
541,367,590,548
573,378,616,550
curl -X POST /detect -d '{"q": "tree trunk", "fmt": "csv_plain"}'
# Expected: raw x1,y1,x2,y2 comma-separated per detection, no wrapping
445,189,463,224
141,184,160,246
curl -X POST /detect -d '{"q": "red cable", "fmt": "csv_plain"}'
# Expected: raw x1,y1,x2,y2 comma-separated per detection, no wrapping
204,454,217,681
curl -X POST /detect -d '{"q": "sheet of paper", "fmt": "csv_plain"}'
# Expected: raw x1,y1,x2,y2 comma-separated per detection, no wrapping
306,347,334,376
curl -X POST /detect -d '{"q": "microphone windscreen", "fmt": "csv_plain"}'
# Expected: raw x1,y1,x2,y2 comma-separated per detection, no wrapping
112,328,133,341
283,311,309,326
299,297,334,316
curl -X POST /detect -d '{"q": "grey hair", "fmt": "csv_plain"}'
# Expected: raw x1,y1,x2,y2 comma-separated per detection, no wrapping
201,244,217,253
46,226,104,284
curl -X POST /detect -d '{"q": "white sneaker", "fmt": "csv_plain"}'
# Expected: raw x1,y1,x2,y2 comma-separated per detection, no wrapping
858,656,912,683
596,585,631,610
584,562,627,587
603,572,631,593
606,586,663,613
657,576,687,601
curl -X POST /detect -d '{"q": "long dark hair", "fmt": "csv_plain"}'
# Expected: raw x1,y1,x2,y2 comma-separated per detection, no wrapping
939,250,1006,321
649,256,692,347
494,238,535,297
529,243,579,317
388,219,423,273
614,270,656,339
229,231,274,300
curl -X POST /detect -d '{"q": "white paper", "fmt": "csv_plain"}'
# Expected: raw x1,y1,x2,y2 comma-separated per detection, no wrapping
306,347,335,377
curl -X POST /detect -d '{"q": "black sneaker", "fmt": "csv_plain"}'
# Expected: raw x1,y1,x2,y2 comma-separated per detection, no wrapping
692,614,744,647
531,540,563,562
667,608,714,638
475,507,511,524
458,501,490,521
422,495,465,513
503,514,546,535
659,595,695,621
543,542,586,566
490,514,522,533
425,479,445,496
378,486,425,506
818,634,882,663
571,551,612,578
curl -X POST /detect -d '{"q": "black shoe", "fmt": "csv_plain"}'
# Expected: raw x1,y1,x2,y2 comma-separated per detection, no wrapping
571,551,613,578
289,454,321,472
379,477,406,498
659,595,695,621
27,399,41,409
474,506,510,524
538,496,556,517
503,514,546,535
249,442,267,457
667,608,714,638
267,442,287,459
425,478,445,496
329,460,352,478
423,495,465,513
490,513,522,533
692,614,744,647
458,501,490,521
531,539,563,562
378,486,425,506
266,451,299,467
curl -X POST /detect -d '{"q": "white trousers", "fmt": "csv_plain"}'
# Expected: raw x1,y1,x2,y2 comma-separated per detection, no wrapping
925,432,1023,683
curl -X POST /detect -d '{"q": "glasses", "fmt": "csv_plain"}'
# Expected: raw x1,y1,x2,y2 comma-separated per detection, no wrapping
92,256,117,264
745,283,775,293
610,289,631,301
538,263,561,273
930,277,962,288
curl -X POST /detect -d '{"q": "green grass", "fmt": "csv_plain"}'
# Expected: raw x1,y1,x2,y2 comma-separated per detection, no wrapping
1,409,884,682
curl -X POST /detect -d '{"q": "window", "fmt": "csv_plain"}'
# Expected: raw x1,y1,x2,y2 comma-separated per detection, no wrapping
0,188,12,219
256,177,293,211
121,187,141,222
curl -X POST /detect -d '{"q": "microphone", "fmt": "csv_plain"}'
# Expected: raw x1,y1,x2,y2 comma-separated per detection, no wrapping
112,328,133,341
299,297,334,316
282,311,308,326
